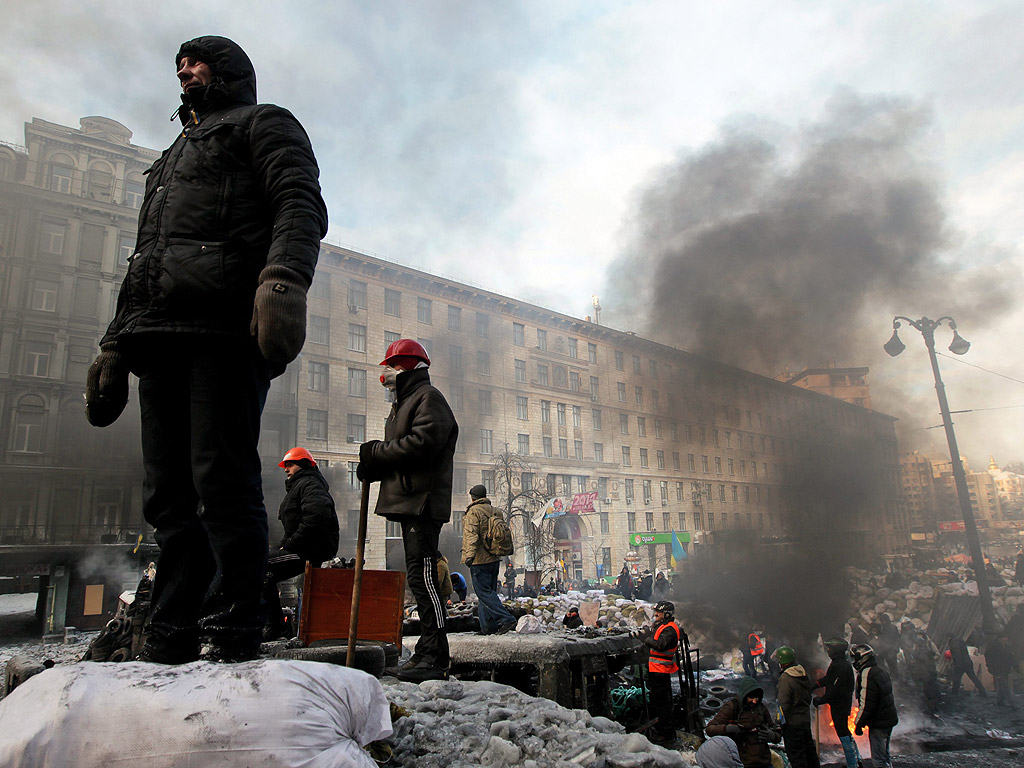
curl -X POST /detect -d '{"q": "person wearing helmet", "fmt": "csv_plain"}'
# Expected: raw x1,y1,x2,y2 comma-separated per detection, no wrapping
850,644,898,768
263,448,339,640
773,646,820,768
85,35,328,666
705,676,780,767
636,601,682,745
813,638,859,768
357,339,457,683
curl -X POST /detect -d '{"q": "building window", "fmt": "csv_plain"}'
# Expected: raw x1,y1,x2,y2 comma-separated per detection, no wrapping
574,440,583,460
449,345,464,374
513,322,525,346
657,450,666,469
570,371,580,392
477,350,491,376
568,337,578,358
620,413,629,434
572,405,582,427
625,479,634,501
702,455,710,473
614,350,624,371
478,389,492,415
673,452,681,470
417,297,432,324
31,280,58,312
448,305,462,331
650,360,658,378
118,234,136,264
637,417,646,437
480,429,493,454
640,448,649,468
677,482,684,501
728,458,735,475
541,400,551,423
589,376,599,401
622,446,631,466
635,386,643,406
124,178,145,209
652,390,659,409
592,408,602,430
543,437,552,457
516,396,529,420
310,272,331,300
11,396,45,452
537,329,547,350
588,343,598,364
347,414,366,443
308,361,328,391
600,512,610,534
449,386,463,412
347,323,366,351
537,364,548,386
348,368,366,397
39,219,66,256
24,342,51,377
559,438,569,458
522,472,534,492
688,454,696,472
49,160,73,193
715,456,722,474
617,382,626,402
518,433,530,454
627,511,636,532
557,402,566,426
384,289,401,316
514,359,526,383
632,355,642,375
476,312,489,337
594,443,604,462
307,409,328,440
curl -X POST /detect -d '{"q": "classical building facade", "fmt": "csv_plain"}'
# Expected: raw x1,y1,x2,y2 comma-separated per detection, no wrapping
0,116,909,627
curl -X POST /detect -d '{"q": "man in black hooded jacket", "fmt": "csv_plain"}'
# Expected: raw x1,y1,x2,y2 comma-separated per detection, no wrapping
85,35,328,663
813,638,859,768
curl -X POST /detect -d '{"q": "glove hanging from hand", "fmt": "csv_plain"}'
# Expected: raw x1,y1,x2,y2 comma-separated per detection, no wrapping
85,342,129,427
724,723,742,736
250,264,310,367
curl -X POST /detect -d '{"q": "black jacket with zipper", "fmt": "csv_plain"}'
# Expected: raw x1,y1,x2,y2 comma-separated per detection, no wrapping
102,36,327,373
277,466,339,564
360,368,458,522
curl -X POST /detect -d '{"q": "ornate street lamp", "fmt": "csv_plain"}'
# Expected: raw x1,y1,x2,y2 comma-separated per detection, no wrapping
885,316,996,634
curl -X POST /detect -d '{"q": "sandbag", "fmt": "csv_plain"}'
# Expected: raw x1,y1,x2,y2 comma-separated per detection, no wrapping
0,659,391,768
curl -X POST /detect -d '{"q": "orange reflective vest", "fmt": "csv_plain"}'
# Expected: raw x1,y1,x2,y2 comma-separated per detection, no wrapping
748,633,765,656
649,621,680,674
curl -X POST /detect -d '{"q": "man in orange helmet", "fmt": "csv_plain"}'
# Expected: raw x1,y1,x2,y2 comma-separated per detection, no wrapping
358,339,458,683
263,447,339,639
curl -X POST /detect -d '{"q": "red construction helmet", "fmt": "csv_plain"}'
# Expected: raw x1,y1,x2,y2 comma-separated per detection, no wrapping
279,446,317,468
380,338,430,367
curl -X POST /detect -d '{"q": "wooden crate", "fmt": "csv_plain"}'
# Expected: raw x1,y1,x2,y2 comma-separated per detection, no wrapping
297,565,405,646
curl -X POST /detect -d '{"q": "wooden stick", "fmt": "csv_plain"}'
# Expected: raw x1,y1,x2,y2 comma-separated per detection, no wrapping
346,479,370,667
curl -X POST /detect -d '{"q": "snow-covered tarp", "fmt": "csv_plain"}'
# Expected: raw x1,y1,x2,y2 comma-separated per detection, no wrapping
0,659,392,768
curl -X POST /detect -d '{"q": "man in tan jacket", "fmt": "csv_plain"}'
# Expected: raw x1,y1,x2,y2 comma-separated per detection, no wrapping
461,485,517,634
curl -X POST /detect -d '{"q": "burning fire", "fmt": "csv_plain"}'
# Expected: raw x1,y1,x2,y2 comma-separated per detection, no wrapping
827,704,859,732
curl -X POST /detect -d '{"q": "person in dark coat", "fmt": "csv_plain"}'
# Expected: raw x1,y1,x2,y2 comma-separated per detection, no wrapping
705,676,781,767
637,601,683,745
653,571,671,600
615,566,634,600
773,646,820,768
851,644,898,768
562,606,584,629
264,448,338,639
986,634,1017,708
1014,551,1024,587
948,634,987,696
358,339,458,683
86,35,327,664
813,638,860,768
637,570,654,601
874,614,900,676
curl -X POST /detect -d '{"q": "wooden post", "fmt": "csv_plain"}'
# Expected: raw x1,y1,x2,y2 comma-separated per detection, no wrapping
346,479,370,667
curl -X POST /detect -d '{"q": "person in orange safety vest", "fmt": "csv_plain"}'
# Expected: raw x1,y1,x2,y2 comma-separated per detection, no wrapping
636,600,682,745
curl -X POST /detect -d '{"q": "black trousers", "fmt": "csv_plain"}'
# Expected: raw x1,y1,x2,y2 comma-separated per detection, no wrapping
401,515,448,668
951,663,986,694
263,550,306,634
781,723,821,768
134,338,271,655
647,671,675,738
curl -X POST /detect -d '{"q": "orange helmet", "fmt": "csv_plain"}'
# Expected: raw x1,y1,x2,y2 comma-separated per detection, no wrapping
380,338,430,367
279,446,317,468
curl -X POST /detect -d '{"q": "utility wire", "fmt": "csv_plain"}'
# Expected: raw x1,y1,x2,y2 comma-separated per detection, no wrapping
936,351,1024,387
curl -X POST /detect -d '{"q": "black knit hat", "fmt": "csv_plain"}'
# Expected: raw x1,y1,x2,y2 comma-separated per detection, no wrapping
469,484,487,499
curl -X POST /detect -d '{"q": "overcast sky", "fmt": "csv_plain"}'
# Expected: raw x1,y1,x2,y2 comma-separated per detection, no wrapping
5,1,1023,469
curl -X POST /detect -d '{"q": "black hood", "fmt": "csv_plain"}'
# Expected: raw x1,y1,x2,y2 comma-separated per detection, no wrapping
176,35,257,122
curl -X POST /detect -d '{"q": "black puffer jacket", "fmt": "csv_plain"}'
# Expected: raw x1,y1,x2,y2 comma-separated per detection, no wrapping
277,466,339,564
816,650,855,715
102,36,328,363
854,662,899,730
360,368,458,522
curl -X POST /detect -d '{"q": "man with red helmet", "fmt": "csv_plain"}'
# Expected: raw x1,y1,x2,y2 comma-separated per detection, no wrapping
358,339,458,682
263,447,339,639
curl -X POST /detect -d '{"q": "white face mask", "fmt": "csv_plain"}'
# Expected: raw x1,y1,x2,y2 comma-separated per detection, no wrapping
380,366,399,391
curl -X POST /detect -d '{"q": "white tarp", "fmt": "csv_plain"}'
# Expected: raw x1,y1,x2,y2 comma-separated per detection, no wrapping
0,659,392,768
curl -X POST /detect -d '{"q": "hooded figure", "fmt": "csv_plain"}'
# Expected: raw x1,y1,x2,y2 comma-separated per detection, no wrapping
705,676,780,767
774,647,820,768
87,35,327,665
814,639,859,768
696,735,744,768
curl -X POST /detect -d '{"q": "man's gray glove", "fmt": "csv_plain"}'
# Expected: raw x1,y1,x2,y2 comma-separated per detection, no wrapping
724,724,742,736
85,343,128,427
250,264,309,367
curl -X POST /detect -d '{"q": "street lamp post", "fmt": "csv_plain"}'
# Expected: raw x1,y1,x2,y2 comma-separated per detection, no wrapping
884,316,997,635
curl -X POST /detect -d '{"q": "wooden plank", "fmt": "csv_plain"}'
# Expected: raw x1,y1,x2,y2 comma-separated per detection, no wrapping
298,565,405,646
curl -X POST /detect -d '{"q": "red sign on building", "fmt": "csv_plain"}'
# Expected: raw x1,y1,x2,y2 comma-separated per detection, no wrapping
938,520,966,532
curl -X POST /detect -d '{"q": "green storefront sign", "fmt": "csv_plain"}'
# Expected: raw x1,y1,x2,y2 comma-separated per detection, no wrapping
629,531,691,546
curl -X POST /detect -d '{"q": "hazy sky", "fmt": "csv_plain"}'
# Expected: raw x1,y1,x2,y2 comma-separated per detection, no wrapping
4,1,1023,468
